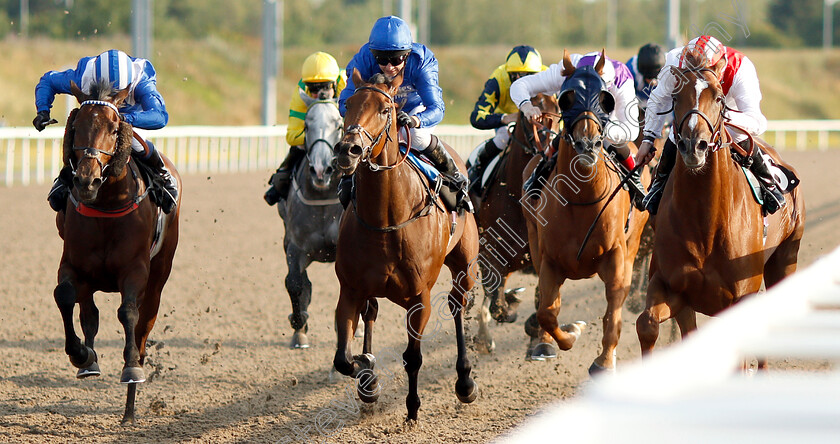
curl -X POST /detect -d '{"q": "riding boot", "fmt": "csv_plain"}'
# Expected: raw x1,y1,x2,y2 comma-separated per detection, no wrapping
423,135,473,213
642,139,677,215
136,147,178,214
522,154,556,194
265,145,306,205
47,166,73,212
744,143,785,214
467,139,502,194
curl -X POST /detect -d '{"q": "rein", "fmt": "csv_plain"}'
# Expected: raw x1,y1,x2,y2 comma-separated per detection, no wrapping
345,85,411,172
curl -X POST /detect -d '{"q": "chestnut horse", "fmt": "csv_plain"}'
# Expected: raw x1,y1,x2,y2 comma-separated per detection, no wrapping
635,54,805,354
333,69,479,421
522,52,649,373
470,93,561,354
54,80,180,424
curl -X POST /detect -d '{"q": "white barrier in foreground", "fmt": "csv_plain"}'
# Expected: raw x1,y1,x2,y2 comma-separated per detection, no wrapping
498,246,840,444
3,121,840,187
0,124,491,187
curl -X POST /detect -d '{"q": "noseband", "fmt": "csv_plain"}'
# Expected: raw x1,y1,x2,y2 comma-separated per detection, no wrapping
344,85,409,172
71,100,122,176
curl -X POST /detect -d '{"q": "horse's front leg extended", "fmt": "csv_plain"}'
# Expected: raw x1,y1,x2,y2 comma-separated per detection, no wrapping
285,245,312,349
536,264,583,351
449,276,477,404
76,293,101,378
592,250,629,375
333,291,362,378
117,273,148,384
404,293,431,422
54,269,97,371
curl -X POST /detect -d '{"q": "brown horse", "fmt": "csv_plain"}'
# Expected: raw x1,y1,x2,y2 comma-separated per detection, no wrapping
470,93,561,353
333,69,479,422
635,54,805,355
522,52,649,372
54,80,180,424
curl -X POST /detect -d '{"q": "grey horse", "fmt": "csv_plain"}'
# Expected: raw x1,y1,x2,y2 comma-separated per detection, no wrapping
277,97,344,348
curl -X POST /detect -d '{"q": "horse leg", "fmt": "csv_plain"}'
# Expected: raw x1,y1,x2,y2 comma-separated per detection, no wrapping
475,287,495,354
117,272,149,385
590,253,629,375
536,262,584,352
403,293,431,422
636,274,686,355
762,233,802,289
450,270,478,404
356,298,380,403
77,294,101,378
285,245,312,349
54,270,97,371
332,291,368,379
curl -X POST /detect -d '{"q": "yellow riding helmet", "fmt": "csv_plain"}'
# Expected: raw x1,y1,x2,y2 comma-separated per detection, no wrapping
505,45,542,73
301,52,340,83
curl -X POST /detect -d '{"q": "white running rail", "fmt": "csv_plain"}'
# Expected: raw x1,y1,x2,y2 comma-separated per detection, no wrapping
498,245,840,444
2,121,838,187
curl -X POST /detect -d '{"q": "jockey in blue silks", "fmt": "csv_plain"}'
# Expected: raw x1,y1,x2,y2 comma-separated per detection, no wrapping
338,15,471,213
34,49,178,214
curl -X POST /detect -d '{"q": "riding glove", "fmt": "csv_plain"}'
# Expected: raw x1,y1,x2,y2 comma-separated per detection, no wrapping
519,102,541,120
397,111,419,128
33,110,57,132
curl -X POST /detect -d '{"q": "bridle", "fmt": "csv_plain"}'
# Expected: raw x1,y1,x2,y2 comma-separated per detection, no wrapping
662,67,726,153
563,111,606,155
304,100,342,167
344,85,410,172
70,100,121,177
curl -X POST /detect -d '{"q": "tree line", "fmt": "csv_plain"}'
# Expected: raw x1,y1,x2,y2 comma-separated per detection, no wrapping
0,0,835,48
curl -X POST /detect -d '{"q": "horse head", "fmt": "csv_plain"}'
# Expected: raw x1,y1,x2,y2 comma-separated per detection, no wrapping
557,49,614,166
335,68,403,175
65,79,133,203
302,98,342,189
670,51,727,170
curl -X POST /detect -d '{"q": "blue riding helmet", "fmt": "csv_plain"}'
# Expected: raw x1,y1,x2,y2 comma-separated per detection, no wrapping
93,49,134,90
368,16,412,51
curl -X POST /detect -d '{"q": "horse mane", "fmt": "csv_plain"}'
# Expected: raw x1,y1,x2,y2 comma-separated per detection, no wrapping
367,73,389,85
88,78,120,101
62,109,79,166
109,122,133,177
682,48,709,72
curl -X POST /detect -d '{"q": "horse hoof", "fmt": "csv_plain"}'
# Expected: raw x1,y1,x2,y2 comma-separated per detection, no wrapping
561,320,587,337
588,361,616,376
76,362,101,379
455,378,478,403
529,343,557,361
353,353,376,370
120,366,146,384
356,370,380,403
524,313,541,339
69,346,97,369
291,331,309,349
474,336,495,354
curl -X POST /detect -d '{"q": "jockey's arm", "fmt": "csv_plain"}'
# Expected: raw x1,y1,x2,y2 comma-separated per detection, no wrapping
286,89,307,146
124,81,168,130
510,63,564,112
34,59,88,113
470,77,505,130
607,81,640,145
724,57,768,136
413,57,445,127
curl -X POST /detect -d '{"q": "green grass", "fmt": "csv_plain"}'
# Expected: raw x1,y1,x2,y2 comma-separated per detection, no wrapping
2,38,840,127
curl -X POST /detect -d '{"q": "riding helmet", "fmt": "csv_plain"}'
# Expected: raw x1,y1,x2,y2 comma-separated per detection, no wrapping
93,49,134,90
680,35,726,69
368,16,413,51
505,45,543,73
301,52,340,83
637,43,665,79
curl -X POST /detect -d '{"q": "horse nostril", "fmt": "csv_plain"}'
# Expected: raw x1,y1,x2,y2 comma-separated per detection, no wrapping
91,178,102,189
309,166,317,175
325,166,334,176
594,140,602,149
697,139,708,151
348,144,363,157
677,139,688,152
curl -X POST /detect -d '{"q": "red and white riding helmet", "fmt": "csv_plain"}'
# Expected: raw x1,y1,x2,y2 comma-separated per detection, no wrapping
679,35,726,69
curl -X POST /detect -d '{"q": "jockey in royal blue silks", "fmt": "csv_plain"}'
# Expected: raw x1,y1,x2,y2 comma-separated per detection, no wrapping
338,15,471,213
34,49,178,214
